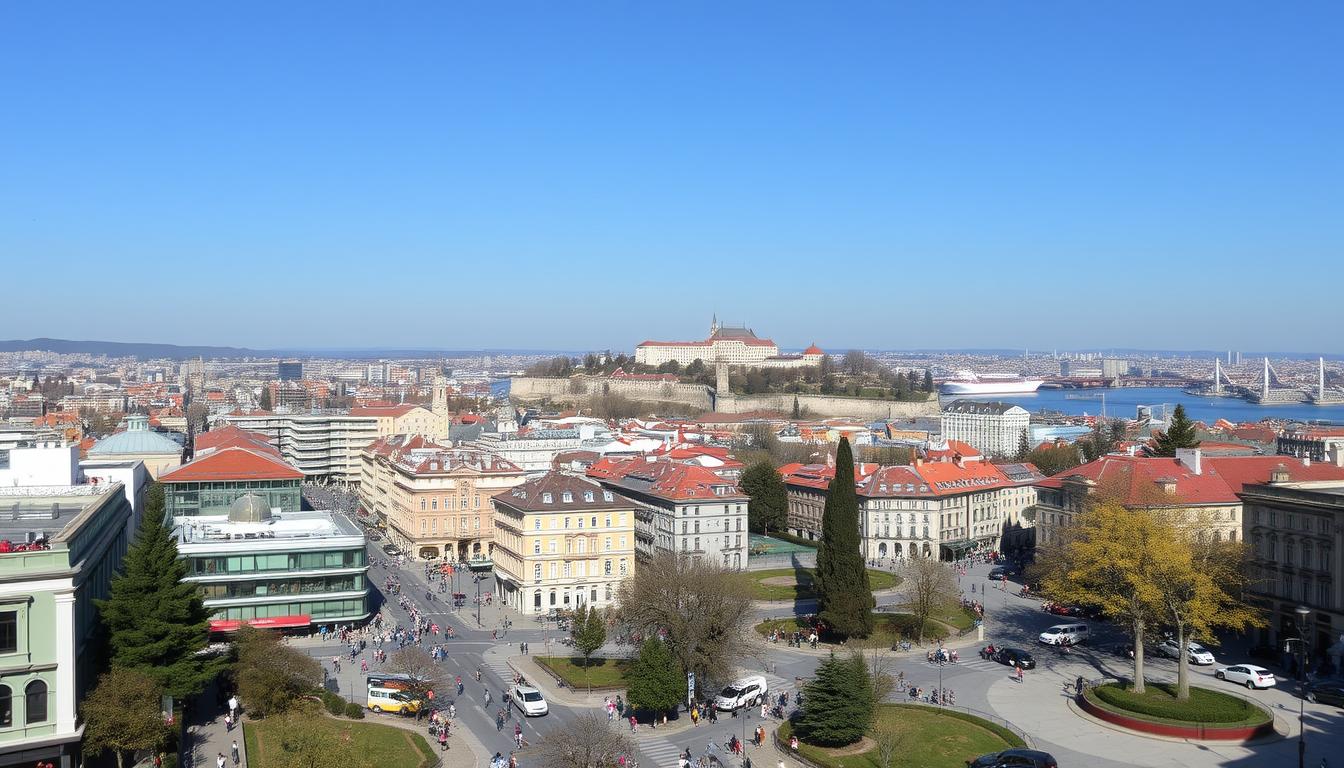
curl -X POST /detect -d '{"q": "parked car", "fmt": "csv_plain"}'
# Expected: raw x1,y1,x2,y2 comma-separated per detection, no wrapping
1045,603,1084,617
1107,642,1136,659
1214,664,1276,690
980,646,1036,670
512,684,548,716
966,748,1058,768
1303,679,1344,707
1038,623,1090,646
1155,639,1216,665
381,543,402,556
714,675,768,711
988,567,1015,581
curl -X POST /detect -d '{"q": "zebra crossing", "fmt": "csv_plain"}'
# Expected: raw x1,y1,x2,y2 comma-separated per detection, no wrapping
635,673,804,767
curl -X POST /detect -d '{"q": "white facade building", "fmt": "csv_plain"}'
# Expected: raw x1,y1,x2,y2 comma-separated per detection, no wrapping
635,319,824,369
940,400,1030,458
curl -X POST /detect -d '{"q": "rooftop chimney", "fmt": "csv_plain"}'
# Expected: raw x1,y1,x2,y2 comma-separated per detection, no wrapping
1176,448,1202,475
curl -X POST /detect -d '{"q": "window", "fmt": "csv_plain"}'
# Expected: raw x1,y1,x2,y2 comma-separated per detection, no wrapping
549,541,556,554
605,559,612,575
0,684,9,727
543,493,553,504
420,500,427,511
564,518,570,529
533,541,541,555
563,562,571,577
605,537,612,551
461,497,468,509
475,495,481,508
605,515,611,527
534,519,541,531
534,564,542,582
603,491,613,502
578,518,584,529
563,492,573,503
585,492,595,503
619,560,628,575
0,612,15,654
421,520,428,533
24,680,46,724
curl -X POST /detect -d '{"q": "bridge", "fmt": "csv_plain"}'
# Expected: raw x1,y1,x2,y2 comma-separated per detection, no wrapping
1041,375,1202,390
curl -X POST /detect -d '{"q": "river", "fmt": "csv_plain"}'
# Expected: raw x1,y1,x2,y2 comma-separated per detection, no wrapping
942,387,1344,425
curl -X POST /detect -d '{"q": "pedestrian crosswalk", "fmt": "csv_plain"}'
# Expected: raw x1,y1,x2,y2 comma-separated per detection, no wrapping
635,673,804,766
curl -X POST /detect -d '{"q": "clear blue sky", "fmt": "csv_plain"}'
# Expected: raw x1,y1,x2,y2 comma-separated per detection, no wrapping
2,2,1340,353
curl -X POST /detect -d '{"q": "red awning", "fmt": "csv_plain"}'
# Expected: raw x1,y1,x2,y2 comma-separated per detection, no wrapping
210,614,311,632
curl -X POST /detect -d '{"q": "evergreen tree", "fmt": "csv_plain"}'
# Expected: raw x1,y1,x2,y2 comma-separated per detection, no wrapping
794,653,875,747
923,369,934,392
258,384,272,411
144,481,165,524
740,460,788,535
791,396,801,420
1015,429,1031,461
96,513,223,699
571,605,608,692
625,638,685,717
812,438,874,638
1151,404,1201,457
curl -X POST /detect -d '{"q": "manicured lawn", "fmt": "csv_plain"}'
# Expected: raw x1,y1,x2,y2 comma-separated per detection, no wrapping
930,606,979,632
1086,682,1269,727
741,568,901,602
779,704,1023,768
756,612,948,644
243,706,437,768
536,656,631,689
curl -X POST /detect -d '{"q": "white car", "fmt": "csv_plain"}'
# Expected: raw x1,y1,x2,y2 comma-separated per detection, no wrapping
512,684,548,716
1214,664,1276,690
1038,623,1089,646
714,676,768,711
1155,639,1216,665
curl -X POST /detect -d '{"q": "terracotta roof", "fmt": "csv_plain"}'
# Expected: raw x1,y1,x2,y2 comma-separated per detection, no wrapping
394,448,522,476
363,433,448,459
780,462,880,491
195,425,277,457
160,446,303,483
803,343,824,355
589,457,748,501
1036,453,1344,505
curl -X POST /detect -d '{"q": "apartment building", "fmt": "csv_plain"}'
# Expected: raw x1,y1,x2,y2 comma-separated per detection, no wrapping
491,473,638,615
940,400,1030,458
358,436,526,561
1033,450,1344,548
1241,477,1344,672
588,456,749,570
0,482,133,768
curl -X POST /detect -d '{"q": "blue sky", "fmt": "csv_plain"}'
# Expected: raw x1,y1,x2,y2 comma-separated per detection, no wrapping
2,2,1340,353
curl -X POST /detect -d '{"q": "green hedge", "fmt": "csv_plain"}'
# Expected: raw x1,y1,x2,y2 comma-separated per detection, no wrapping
344,702,366,719
1088,683,1266,726
771,530,820,549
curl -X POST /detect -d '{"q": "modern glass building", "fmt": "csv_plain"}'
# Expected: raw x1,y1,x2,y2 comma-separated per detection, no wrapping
174,495,369,628
159,436,304,518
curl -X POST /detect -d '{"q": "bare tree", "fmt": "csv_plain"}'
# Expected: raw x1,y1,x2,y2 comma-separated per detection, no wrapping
852,645,898,704
872,715,907,768
386,647,446,702
531,713,634,768
616,552,754,689
898,559,960,645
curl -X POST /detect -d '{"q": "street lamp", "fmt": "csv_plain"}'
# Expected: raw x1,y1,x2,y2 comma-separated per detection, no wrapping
475,574,483,628
1284,605,1311,768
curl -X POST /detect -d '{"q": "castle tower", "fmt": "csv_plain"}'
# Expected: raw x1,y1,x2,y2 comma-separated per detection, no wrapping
715,359,729,392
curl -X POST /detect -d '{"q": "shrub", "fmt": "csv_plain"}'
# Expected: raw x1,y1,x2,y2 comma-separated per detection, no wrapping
320,690,346,716
343,702,365,719
1090,683,1262,725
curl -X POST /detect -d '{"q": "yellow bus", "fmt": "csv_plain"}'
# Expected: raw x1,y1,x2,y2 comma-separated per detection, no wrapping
367,686,422,715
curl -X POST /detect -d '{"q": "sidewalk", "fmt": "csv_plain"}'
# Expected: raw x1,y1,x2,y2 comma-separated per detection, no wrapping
185,680,246,768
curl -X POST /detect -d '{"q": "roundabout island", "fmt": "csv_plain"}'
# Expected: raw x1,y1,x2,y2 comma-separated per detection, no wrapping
1078,681,1276,742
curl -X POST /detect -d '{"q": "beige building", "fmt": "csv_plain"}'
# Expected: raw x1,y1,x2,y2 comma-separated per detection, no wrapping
635,319,824,369
359,436,526,561
491,473,638,615
86,414,183,478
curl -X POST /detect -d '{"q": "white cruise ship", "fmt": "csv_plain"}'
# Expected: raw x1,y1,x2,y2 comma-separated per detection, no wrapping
939,371,1044,395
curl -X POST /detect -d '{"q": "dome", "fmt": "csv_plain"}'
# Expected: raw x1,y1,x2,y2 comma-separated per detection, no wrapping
228,494,273,524
89,417,183,456
803,343,824,356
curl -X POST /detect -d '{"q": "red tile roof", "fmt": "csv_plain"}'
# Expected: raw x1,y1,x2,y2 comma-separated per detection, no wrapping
195,425,277,457
588,457,748,501
160,446,303,483
1036,453,1344,505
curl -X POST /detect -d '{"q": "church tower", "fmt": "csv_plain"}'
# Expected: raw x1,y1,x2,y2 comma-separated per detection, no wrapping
432,375,450,416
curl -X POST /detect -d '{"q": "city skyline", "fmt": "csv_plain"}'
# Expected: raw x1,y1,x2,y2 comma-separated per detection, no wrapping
3,3,1341,351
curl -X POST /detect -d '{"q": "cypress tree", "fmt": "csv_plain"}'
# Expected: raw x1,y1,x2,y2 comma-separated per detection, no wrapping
96,512,223,699
1151,404,1201,457
1015,429,1031,461
812,437,874,638
794,653,875,747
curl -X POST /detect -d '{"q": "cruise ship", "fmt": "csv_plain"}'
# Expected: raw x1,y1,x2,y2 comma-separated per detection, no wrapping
939,371,1044,396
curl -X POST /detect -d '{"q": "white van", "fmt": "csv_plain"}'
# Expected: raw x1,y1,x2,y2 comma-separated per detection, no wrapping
1038,623,1089,646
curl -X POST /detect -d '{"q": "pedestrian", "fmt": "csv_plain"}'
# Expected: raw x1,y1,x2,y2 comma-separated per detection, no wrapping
630,715,638,733
690,706,699,726
1075,675,1084,695
224,712,232,732
216,753,226,768
230,741,239,767
228,694,238,719
1015,663,1024,683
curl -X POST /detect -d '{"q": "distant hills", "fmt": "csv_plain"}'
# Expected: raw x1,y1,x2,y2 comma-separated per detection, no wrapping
0,338,261,360
0,338,494,361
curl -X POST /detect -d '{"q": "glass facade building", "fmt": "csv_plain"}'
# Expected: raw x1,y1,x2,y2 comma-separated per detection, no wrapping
164,479,301,517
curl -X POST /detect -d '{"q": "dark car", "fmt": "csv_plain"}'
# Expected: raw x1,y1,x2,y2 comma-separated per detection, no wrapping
981,646,1036,670
967,748,1058,768
1304,680,1344,707
988,567,1015,580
